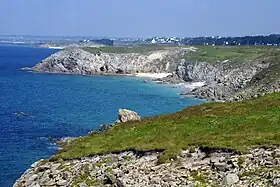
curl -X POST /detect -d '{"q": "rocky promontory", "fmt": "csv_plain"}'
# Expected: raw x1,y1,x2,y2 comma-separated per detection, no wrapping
26,46,280,101
30,47,189,76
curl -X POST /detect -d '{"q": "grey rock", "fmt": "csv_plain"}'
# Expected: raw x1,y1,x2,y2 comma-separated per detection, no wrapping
56,180,68,186
186,184,195,187
273,178,280,186
26,174,38,186
117,109,141,123
104,173,116,184
14,147,280,187
223,173,239,186
214,162,228,172
116,178,125,187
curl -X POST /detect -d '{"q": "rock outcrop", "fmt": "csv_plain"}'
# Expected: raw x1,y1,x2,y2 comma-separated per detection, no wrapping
14,147,280,187
116,109,141,123
176,60,270,101
31,48,190,75
87,109,141,136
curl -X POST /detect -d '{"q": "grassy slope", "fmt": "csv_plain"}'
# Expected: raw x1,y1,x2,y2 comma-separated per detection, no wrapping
56,93,280,161
184,46,280,64
84,45,280,63
83,45,178,54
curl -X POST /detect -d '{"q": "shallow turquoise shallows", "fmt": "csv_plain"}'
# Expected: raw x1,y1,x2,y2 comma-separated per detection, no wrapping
0,44,204,187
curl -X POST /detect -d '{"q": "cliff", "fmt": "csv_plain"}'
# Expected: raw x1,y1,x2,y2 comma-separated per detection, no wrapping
31,47,189,75
28,46,280,101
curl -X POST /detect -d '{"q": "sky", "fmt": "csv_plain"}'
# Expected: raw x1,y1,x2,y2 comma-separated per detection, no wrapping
0,0,279,37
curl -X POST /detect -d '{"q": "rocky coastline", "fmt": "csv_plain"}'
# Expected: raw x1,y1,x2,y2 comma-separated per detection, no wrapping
14,46,280,187
23,46,280,101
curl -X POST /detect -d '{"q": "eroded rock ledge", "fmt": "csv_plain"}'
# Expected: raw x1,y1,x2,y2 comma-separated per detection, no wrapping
14,147,280,187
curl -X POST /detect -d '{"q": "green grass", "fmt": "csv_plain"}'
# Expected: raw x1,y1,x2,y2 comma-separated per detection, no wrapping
83,45,280,66
184,46,280,64
54,93,280,161
83,45,178,54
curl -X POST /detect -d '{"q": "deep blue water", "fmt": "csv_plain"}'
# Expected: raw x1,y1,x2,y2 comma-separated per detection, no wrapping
0,44,203,187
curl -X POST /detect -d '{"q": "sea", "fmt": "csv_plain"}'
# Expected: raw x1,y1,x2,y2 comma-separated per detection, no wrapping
0,44,204,186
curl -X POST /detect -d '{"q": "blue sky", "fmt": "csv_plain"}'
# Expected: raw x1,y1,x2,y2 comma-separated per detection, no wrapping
0,0,279,37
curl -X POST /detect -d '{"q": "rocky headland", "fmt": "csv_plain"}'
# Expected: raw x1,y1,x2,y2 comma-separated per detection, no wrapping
25,46,280,101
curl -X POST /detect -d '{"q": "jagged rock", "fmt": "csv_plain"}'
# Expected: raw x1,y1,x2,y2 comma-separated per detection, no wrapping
273,178,280,186
116,109,141,123
13,147,280,187
30,48,189,76
25,174,38,186
104,174,116,185
116,179,125,187
99,124,113,132
222,173,239,186
88,124,113,135
56,180,68,186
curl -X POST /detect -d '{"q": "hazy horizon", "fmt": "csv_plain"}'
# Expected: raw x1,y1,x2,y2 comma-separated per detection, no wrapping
1,0,279,37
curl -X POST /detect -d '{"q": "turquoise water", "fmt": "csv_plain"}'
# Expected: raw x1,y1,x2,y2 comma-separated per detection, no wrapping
0,44,203,186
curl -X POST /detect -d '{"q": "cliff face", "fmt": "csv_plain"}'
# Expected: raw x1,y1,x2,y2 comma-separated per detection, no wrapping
30,47,280,101
32,48,189,75
176,60,270,101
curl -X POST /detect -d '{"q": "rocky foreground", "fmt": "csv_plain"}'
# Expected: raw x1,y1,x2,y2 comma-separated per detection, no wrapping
26,46,280,101
14,147,280,187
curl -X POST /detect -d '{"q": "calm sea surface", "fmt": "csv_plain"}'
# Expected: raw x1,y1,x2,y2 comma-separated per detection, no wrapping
0,44,203,186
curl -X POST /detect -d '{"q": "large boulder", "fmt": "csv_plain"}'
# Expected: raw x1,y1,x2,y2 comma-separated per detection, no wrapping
116,109,141,123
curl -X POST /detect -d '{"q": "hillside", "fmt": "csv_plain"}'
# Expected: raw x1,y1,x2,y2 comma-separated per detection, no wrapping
56,92,280,160
14,93,280,186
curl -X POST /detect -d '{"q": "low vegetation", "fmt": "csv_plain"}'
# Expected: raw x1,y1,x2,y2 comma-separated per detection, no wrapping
184,46,280,64
84,45,280,65
83,45,177,54
55,93,280,161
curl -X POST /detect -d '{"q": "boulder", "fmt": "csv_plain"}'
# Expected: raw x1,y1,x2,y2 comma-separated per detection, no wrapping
223,173,239,186
116,109,141,123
